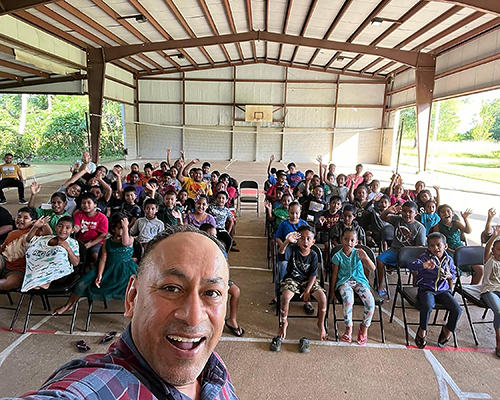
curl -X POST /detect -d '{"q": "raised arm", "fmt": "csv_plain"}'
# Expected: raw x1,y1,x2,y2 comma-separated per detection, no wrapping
267,154,275,177
28,181,41,208
278,232,300,254
388,174,398,196
433,186,441,206
25,216,51,243
63,165,89,187
348,183,355,203
120,217,133,247
457,208,473,234
483,208,496,239
97,177,112,202
484,225,500,261
166,148,172,168
381,205,400,222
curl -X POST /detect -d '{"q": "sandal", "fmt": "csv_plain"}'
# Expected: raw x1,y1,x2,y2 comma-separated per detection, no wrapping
270,336,283,352
269,298,277,306
357,326,368,346
304,303,315,315
415,328,427,349
225,321,245,337
100,331,117,344
299,337,310,353
76,340,90,353
437,328,450,348
341,333,352,343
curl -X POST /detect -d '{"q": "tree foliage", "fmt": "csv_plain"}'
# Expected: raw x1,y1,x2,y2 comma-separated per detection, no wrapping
0,94,124,160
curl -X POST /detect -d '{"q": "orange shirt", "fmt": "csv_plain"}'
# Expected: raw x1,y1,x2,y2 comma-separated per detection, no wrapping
1,228,30,271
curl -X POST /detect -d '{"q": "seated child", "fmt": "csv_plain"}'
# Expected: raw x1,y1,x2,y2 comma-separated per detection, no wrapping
157,190,184,226
376,201,426,297
201,162,211,181
217,174,238,207
348,185,371,230
208,191,235,233
481,207,497,244
366,195,390,248
407,180,425,201
367,180,383,202
481,225,500,357
346,164,364,190
123,170,145,199
177,189,194,216
0,206,14,245
417,199,440,235
130,199,165,247
200,223,244,337
274,201,308,247
126,163,143,184
186,195,216,228
317,196,342,244
416,186,441,215
330,228,375,345
121,186,143,229
29,183,70,234
329,205,366,246
329,174,349,203
107,182,124,217
53,214,138,315
141,163,154,186
270,225,327,351
22,216,80,292
138,178,164,208
408,232,462,348
432,204,482,284
73,193,109,265
301,185,327,225
286,162,305,188
266,172,292,203
211,170,221,192
0,207,39,290
266,193,292,230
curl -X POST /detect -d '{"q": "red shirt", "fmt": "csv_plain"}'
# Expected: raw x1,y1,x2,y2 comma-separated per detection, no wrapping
73,211,108,243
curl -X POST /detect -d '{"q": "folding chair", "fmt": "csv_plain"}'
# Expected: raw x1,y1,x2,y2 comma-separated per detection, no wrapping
84,239,143,332
216,229,233,253
9,240,87,334
275,244,327,331
327,245,386,342
237,180,259,217
389,246,458,347
453,246,490,346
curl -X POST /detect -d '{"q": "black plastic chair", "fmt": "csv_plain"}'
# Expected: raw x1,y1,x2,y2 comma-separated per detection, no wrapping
217,229,233,253
453,246,490,346
237,180,259,216
9,240,87,334
327,245,386,343
389,246,458,347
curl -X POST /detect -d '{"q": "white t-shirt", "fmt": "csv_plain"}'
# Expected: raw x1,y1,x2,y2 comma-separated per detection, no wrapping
481,256,500,294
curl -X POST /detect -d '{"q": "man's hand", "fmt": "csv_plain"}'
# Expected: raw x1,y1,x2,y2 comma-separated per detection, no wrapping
423,259,436,270
31,181,41,195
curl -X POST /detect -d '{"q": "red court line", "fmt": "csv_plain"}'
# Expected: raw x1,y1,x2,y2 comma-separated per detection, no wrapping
0,327,57,334
406,344,495,353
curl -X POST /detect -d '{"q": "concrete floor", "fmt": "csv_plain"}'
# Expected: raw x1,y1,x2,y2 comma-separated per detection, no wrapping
0,160,499,399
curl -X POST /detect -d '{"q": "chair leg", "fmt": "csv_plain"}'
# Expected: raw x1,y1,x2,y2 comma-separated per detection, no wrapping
7,292,13,306
389,288,399,323
45,296,51,312
40,295,48,311
9,293,25,331
452,331,458,348
85,299,93,332
400,295,409,346
70,300,79,334
332,302,339,341
384,270,390,300
103,299,108,310
432,309,439,325
23,295,35,334
462,298,479,346
378,305,385,343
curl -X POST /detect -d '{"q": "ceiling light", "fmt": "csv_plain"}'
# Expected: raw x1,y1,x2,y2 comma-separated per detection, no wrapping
337,56,344,62
371,17,383,26
117,14,147,23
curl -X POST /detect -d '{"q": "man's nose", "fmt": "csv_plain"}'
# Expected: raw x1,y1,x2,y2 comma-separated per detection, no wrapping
175,292,207,327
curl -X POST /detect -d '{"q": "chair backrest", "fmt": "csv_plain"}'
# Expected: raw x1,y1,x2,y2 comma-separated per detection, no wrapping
133,239,144,264
397,246,427,268
454,246,483,268
239,180,259,190
380,224,395,242
76,239,87,274
357,244,376,264
217,230,233,253
310,244,325,285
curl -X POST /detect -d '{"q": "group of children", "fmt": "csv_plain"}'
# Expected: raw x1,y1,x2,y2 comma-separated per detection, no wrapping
0,150,244,337
266,156,499,356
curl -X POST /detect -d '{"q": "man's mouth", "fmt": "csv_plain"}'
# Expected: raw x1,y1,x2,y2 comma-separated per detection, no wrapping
167,335,206,351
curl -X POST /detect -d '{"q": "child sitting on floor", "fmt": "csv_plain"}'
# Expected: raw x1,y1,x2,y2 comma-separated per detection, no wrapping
22,216,80,292
130,199,164,247
270,225,327,352
329,205,366,246
0,207,40,290
186,195,216,228
330,228,375,345
417,199,440,235
53,214,138,315
481,225,500,358
408,232,462,349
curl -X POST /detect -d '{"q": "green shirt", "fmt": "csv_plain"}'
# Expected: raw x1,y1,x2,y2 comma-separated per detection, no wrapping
36,208,71,234
157,205,183,226
272,206,289,228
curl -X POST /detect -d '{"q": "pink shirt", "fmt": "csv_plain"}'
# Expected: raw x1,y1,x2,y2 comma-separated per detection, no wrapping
74,211,108,243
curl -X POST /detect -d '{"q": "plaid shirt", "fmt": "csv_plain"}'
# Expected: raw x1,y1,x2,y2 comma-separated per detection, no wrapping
16,325,238,400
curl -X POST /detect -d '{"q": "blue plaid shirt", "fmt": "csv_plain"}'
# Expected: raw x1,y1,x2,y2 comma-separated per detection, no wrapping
15,325,238,400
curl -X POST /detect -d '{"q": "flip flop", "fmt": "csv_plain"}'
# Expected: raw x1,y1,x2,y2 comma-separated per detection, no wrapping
76,340,90,353
304,303,315,315
270,336,283,352
225,321,245,337
269,298,277,306
437,328,450,348
100,331,117,344
357,326,368,346
299,337,310,353
341,333,352,343
415,328,427,349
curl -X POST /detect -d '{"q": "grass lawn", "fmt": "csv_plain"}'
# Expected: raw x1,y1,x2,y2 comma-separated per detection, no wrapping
400,140,500,183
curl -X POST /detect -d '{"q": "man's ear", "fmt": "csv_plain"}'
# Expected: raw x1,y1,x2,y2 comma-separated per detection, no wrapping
124,275,138,318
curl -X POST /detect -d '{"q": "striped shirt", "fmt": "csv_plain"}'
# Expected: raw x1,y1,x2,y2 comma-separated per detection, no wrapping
16,325,238,400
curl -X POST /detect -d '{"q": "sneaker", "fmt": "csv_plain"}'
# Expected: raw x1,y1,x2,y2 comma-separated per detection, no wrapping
19,199,28,205
0,199,6,205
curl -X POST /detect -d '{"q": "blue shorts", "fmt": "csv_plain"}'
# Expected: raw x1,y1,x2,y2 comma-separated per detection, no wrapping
377,249,398,266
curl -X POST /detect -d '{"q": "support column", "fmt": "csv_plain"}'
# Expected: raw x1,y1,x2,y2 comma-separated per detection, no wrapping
415,65,435,172
87,48,106,163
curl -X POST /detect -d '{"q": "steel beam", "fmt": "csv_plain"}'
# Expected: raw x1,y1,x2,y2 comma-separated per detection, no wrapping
87,48,106,163
431,0,500,16
415,66,435,172
104,31,435,68
0,0,54,15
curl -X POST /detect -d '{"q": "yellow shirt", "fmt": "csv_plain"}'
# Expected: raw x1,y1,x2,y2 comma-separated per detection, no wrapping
182,177,212,199
0,163,21,180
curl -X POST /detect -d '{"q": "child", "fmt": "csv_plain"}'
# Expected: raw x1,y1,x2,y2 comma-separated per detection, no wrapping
376,201,426,297
417,200,440,235
22,216,80,292
121,186,143,229
265,193,292,229
130,199,165,247
329,174,349,203
286,162,305,188
107,182,124,217
346,164,364,190
142,163,154,186
317,196,342,244
408,232,462,348
408,181,426,201
157,190,184,226
274,201,308,247
138,178,164,208
366,195,390,249
481,208,497,244
218,174,238,207
177,189,194,215
265,154,278,190
329,205,366,246
178,159,212,200
126,163,143,183
53,214,138,315
0,207,39,290
199,223,244,337
211,170,221,192
348,185,371,229
73,193,109,266
270,225,327,351
186,195,216,228
202,162,211,181
367,180,383,202
416,187,440,215
266,172,291,203
330,228,375,345
29,183,70,234
208,191,235,233
389,183,405,206
481,225,500,357
301,185,327,225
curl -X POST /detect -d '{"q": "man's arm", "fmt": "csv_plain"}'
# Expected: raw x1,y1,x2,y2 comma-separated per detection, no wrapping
63,165,89,187
17,165,24,183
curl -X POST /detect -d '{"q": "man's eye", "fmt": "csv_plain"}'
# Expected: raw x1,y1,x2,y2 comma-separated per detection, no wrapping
162,286,181,293
205,290,221,298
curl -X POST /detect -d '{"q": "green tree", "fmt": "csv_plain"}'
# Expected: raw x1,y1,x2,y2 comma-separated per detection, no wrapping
430,98,461,141
469,100,495,141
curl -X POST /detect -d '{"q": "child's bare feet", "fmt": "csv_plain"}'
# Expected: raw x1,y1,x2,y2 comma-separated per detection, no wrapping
52,302,74,315
278,316,288,339
318,321,327,341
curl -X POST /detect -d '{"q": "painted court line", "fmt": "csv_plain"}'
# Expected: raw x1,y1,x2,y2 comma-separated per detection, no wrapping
233,235,267,239
0,316,52,368
230,266,271,272
225,160,237,170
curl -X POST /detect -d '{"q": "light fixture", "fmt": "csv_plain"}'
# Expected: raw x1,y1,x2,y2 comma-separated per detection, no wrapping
117,14,147,23
371,17,403,26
